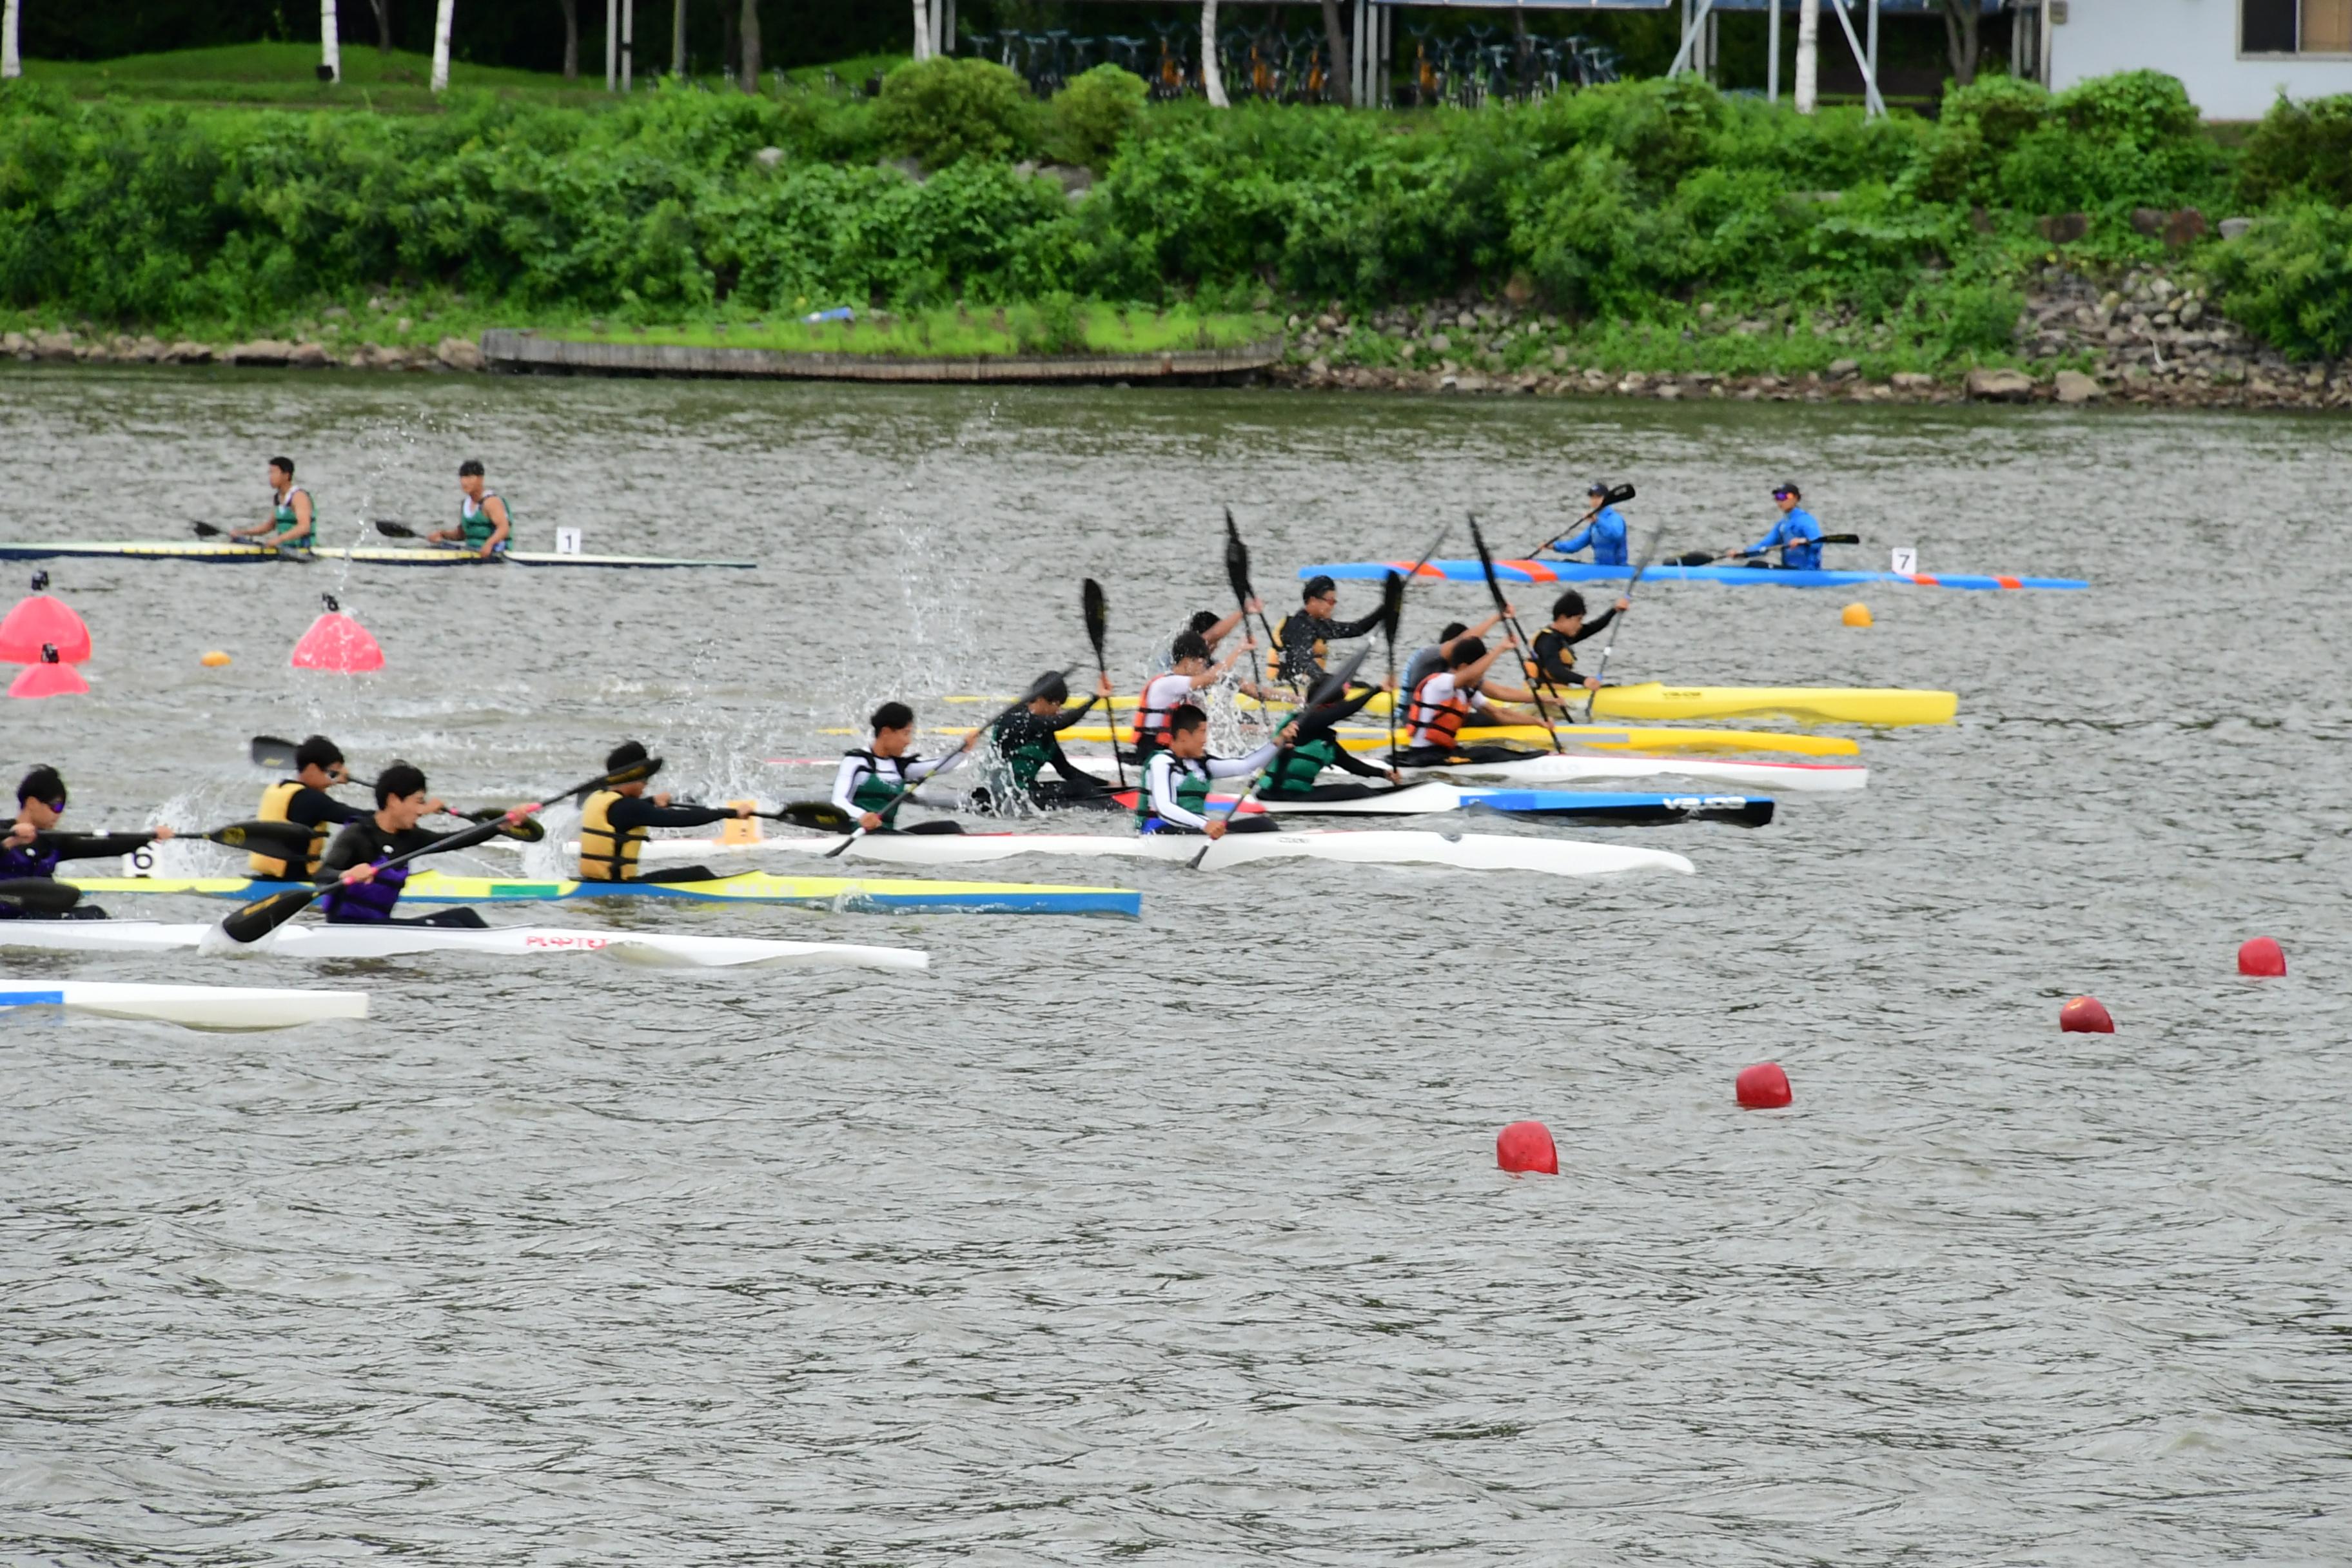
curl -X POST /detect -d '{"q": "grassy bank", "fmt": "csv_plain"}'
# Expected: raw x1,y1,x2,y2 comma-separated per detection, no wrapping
555,302,1274,357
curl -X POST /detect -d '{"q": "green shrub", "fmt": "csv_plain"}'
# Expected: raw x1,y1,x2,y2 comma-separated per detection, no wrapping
1051,64,1147,170
874,57,1041,171
2211,203,2352,360
2237,93,2352,208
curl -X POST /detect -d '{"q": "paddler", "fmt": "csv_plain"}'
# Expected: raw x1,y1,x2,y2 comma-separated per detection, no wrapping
578,740,758,883
228,456,316,550
977,671,1121,812
1400,611,1507,695
1393,638,1549,767
832,705,978,834
1129,629,1257,765
250,734,368,880
1736,482,1825,570
1135,705,1294,839
1550,480,1631,564
315,762,503,928
424,460,512,558
1527,590,1631,707
1152,604,1256,672
0,765,175,919
1274,576,1385,688
1255,678,1402,804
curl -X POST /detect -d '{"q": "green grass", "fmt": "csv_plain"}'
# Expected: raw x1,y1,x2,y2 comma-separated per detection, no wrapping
24,42,640,108
555,304,1279,358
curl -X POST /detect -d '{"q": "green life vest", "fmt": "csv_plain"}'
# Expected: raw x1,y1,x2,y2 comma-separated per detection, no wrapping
458,493,507,549
992,713,1054,793
1135,757,1214,828
1261,734,1342,797
847,751,911,825
270,486,309,538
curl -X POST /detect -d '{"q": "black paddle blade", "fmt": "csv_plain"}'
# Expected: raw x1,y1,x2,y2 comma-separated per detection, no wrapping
191,521,225,538
1673,551,1715,567
204,819,318,851
1224,528,1253,608
1305,642,1372,712
249,734,300,770
371,519,417,538
219,887,317,945
0,877,81,913
1379,570,1404,651
777,801,856,833
1816,533,1863,546
1606,483,1636,506
1082,578,1110,660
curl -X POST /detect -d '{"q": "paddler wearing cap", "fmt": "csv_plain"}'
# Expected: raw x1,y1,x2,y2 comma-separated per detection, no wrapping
0,765,175,920
577,741,757,884
1551,480,1631,565
314,761,504,927
1736,483,1825,571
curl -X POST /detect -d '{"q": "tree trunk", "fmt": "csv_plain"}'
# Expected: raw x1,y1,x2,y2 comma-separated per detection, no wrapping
671,0,684,76
911,0,931,62
1318,0,1351,106
558,0,578,80
321,0,342,81
1794,0,1819,115
736,0,759,90
1940,0,1980,87
1,0,19,80
1200,0,1227,107
431,0,455,90
371,0,393,53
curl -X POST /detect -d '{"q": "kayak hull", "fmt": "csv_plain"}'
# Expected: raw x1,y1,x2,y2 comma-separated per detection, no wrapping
1301,558,2088,591
3,922,924,972
1070,752,1865,795
0,979,368,1030
1059,683,1952,727
939,714,1857,757
0,540,755,569
739,829,1692,879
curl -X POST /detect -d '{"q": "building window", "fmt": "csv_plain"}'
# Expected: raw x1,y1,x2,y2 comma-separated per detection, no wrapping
2246,0,2352,53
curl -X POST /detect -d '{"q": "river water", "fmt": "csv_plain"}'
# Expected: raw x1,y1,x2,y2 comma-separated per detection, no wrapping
2,368,2347,1564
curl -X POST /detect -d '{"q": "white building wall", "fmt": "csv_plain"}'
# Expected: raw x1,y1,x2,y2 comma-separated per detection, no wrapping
2050,0,2352,120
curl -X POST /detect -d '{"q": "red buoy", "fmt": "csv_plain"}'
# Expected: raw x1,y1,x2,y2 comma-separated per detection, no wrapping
2059,995,2113,1033
1735,1062,1792,1109
8,645,89,700
0,574,92,665
290,595,384,673
2237,936,2286,977
1495,1120,1558,1175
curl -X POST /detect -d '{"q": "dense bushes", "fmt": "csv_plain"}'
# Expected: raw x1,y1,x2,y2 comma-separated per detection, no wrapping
2211,204,2352,360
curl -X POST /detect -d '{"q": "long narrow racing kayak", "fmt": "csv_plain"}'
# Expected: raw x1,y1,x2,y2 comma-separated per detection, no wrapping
937,712,1857,758
741,829,1692,879
0,539,756,570
1301,558,2089,591
66,868,1140,918
1048,683,1950,727
0,922,925,972
0,980,369,1030
1065,752,1867,794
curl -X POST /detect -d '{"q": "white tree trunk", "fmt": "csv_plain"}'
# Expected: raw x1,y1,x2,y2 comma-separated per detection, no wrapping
911,0,932,62
1200,0,1227,107
605,0,616,90
431,0,455,91
2,0,21,80
321,0,342,82
1794,0,1819,115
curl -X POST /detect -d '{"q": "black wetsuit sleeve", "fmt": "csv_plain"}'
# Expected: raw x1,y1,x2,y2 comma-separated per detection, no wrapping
26,832,167,863
1572,607,1616,644
1329,608,1386,640
286,788,366,828
606,798,734,830
1330,745,1391,779
1049,695,1101,732
316,821,451,881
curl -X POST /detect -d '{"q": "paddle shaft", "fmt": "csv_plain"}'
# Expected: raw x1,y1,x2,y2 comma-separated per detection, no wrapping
825,669,1075,856
1583,524,1672,722
1523,482,1635,560
1467,516,1564,754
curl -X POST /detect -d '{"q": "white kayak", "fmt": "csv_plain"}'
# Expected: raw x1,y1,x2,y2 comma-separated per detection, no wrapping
1066,752,1866,795
745,828,1690,879
0,922,926,972
0,980,369,1030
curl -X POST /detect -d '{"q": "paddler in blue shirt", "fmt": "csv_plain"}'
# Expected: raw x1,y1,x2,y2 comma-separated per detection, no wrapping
228,456,316,550
1551,481,1630,565
1738,483,1825,570
426,460,513,558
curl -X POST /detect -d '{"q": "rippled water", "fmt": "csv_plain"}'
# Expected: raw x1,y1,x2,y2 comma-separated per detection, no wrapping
3,367,2348,1563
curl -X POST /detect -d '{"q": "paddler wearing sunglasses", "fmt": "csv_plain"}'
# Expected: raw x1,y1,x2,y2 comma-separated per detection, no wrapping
1733,483,1825,571
0,766,176,920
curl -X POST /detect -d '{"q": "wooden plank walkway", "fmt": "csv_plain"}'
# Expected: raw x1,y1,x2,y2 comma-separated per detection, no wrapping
480,330,1284,384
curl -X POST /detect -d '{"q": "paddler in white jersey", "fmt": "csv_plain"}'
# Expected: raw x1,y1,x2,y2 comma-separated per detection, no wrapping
1128,628,1257,765
1135,703,1295,839
833,703,979,833
228,456,316,550
1393,636,1549,767
425,459,512,558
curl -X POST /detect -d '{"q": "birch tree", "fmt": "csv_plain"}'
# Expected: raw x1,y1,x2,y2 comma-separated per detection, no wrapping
432,0,455,91
1938,0,1981,86
1794,0,1818,115
1200,0,1227,107
3,0,21,80
321,0,342,82
911,0,932,61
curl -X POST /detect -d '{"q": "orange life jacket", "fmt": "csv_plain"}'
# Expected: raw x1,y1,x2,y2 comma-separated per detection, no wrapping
1406,669,1471,748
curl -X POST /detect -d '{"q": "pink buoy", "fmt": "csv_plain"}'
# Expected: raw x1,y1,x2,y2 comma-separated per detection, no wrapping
290,594,384,673
2237,937,2285,977
2059,995,2113,1034
0,573,92,664
8,645,89,700
1495,1120,1558,1175
1735,1062,1792,1109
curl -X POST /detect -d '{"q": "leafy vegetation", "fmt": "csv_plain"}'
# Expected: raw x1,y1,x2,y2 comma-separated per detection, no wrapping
554,301,1271,357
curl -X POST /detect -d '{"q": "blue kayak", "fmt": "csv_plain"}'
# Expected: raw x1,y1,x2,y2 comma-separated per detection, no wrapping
1249,785,1774,827
1301,558,2089,591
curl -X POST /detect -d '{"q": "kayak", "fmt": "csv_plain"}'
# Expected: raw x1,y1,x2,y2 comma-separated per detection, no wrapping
1301,558,2089,591
1066,752,1866,794
934,714,1858,758
65,868,1141,918
0,540,756,570
1047,685,1952,727
742,830,1692,879
0,922,925,972
0,979,368,1030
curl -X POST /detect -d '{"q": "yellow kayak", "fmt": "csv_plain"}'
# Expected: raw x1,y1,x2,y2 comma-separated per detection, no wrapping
979,723,1859,758
948,685,1951,728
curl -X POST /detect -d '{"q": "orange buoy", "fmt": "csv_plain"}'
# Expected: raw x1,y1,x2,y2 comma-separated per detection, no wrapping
1841,602,1872,627
289,594,384,673
0,573,92,664
1495,1120,1558,1175
200,649,231,667
2237,936,2285,977
2059,995,2113,1033
8,645,89,700
1735,1062,1792,1109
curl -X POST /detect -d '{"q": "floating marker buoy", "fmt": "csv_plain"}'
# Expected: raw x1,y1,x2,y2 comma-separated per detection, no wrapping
8,643,89,700
1495,1120,1558,1175
2237,936,2285,977
0,572,92,664
201,649,231,667
289,593,384,673
1841,602,1872,628
1735,1062,1792,1109
2059,995,2113,1033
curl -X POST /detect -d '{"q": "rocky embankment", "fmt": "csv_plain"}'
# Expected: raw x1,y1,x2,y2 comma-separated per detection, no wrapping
1,330,485,372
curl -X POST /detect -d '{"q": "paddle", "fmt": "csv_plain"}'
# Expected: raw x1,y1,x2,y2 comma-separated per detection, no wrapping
823,669,1074,859
215,758,657,945
1188,644,1369,870
1467,514,1564,754
1672,534,1861,569
1523,482,1636,560
1081,578,1127,792
246,736,544,836
1402,518,1453,582
0,879,82,914
1379,568,1405,764
1222,508,1293,707
1584,520,1672,723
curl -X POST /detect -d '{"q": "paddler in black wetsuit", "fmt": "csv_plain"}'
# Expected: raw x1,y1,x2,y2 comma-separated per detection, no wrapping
0,766,176,919
312,761,500,927
250,734,369,880
976,671,1120,813
576,741,757,884
1526,589,1630,714
1275,575,1386,688
1255,677,1404,804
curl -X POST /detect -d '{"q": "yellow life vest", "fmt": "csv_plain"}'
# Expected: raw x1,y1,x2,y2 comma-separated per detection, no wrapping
249,779,326,877
577,788,643,881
